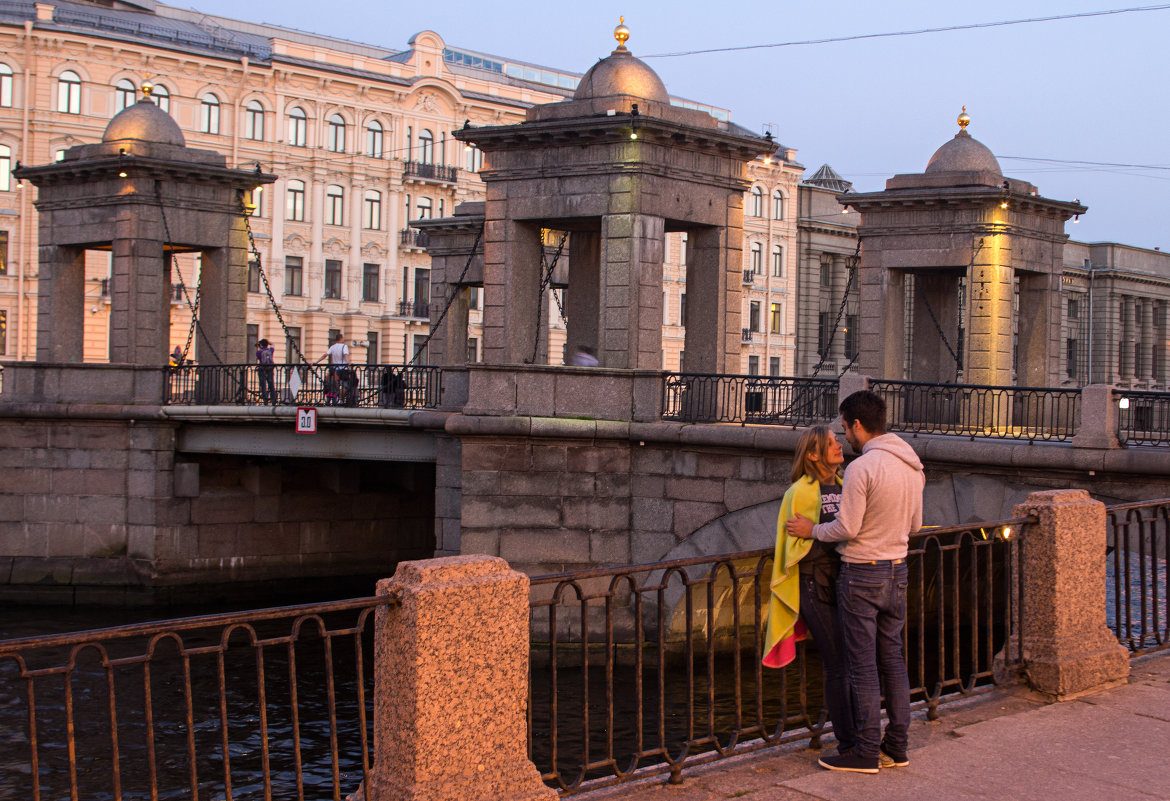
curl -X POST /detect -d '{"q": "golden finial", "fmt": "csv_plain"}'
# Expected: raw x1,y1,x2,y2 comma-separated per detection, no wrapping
614,16,630,50
957,105,970,132
141,79,154,99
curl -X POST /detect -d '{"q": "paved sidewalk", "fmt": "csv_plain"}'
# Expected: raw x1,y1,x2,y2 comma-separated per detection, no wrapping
581,651,1170,801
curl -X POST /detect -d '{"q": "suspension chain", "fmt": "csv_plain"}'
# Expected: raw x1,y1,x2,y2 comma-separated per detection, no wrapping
810,240,861,379
916,273,963,371
156,183,221,364
405,227,483,368
527,229,569,364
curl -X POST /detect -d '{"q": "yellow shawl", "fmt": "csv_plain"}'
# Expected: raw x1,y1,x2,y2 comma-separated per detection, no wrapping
762,474,838,668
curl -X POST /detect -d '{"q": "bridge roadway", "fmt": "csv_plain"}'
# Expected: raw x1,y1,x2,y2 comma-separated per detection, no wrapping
582,651,1170,801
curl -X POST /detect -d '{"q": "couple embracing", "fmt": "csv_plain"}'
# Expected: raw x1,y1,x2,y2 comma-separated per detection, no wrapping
763,390,925,774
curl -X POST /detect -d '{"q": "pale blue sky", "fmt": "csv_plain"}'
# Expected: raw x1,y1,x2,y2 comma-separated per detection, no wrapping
180,0,1169,249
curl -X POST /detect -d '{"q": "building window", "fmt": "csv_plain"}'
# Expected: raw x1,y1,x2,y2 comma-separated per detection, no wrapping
324,259,342,299
1068,298,1080,319
325,185,344,226
327,113,346,153
820,258,832,288
115,78,136,112
416,197,432,219
248,186,262,217
284,326,302,363
845,314,858,359
0,64,11,108
418,129,434,164
0,145,10,192
680,292,686,326
284,256,303,296
366,331,379,364
772,246,784,278
750,242,762,274
0,231,8,275
1066,338,1079,380
363,190,382,230
679,232,687,266
200,94,220,134
0,309,6,354
366,120,383,157
360,262,380,302
772,189,784,220
247,259,260,293
770,302,782,334
286,179,306,221
245,100,265,141
748,355,759,375
769,356,781,376
246,324,259,360
152,84,170,114
465,144,483,172
288,107,307,147
750,186,763,217
469,286,480,310
57,70,81,114
749,301,761,332
467,337,479,363
818,311,832,358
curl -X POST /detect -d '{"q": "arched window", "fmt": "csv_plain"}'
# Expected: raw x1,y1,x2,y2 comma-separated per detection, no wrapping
750,242,762,274
465,144,483,172
363,189,382,230
327,114,346,153
245,100,264,141
418,129,434,164
416,196,432,219
288,107,307,147
772,189,784,221
115,79,136,112
151,84,170,114
0,64,12,108
751,186,764,218
325,184,345,226
286,179,306,222
0,144,11,192
200,93,220,134
57,70,81,114
366,120,383,158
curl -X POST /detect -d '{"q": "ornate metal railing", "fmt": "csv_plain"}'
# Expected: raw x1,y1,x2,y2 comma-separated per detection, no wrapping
1106,499,1170,654
164,363,442,409
528,520,1021,794
661,373,838,426
870,380,1080,442
397,299,430,319
0,597,395,801
1115,390,1170,447
398,228,430,248
402,161,458,183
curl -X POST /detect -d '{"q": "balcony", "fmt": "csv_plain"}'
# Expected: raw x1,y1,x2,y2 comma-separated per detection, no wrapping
741,328,754,343
742,269,754,285
398,299,430,319
400,229,430,249
403,161,458,184
170,283,185,303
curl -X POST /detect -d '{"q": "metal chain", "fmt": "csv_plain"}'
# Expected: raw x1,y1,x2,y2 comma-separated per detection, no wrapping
916,273,963,370
527,230,569,364
155,183,221,363
810,240,861,379
405,227,483,368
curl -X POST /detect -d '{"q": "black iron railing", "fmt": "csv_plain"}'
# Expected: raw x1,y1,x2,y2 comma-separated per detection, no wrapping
528,520,1021,794
1115,390,1170,447
164,363,442,409
402,161,458,183
662,373,838,426
399,228,430,249
397,299,430,319
870,380,1080,442
1106,499,1170,654
0,596,395,801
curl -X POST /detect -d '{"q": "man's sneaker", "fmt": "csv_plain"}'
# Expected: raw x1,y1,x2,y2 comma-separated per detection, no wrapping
878,747,909,768
817,752,879,774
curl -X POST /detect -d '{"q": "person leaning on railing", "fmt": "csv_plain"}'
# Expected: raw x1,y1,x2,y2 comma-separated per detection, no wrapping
763,425,856,758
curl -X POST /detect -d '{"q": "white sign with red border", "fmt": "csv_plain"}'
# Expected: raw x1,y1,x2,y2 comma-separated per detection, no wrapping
296,406,317,434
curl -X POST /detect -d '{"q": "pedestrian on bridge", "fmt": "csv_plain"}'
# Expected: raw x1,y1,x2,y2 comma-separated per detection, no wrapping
787,390,924,774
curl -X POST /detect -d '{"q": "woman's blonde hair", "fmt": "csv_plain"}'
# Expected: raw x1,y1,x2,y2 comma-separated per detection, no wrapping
790,425,838,483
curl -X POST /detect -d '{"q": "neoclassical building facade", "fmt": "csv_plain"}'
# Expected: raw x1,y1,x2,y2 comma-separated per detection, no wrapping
0,0,800,374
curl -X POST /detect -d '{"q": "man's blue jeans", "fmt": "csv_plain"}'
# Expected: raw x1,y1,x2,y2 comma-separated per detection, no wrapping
837,561,911,759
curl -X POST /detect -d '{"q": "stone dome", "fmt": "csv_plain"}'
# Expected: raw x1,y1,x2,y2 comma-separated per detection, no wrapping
103,97,186,147
573,49,669,102
925,130,1000,176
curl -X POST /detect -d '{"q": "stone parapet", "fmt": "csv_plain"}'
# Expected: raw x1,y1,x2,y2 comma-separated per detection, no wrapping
369,556,554,801
1071,384,1120,449
1012,489,1130,699
2,363,166,405
463,364,664,422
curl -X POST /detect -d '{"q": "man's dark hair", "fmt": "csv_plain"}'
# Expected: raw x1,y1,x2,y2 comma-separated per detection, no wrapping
839,390,887,435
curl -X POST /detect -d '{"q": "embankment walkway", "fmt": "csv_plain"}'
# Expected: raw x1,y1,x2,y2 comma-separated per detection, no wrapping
584,651,1170,801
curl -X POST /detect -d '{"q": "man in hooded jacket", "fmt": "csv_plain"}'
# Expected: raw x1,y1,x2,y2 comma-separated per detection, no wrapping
788,389,924,774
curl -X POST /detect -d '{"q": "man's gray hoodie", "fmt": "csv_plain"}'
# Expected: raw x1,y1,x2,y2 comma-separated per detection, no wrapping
811,432,925,563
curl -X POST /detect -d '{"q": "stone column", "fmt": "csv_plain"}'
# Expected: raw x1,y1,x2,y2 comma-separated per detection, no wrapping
35,244,85,362
109,212,168,366
599,213,664,369
1120,296,1135,383
565,229,600,361
685,226,738,374
1011,490,1129,699
369,556,555,801
828,255,847,362
1157,302,1170,387
1070,385,1119,449
1139,299,1154,383
197,215,250,365
482,220,542,365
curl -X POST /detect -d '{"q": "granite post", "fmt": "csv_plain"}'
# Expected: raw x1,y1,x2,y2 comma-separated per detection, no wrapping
369,555,555,801
1012,489,1129,699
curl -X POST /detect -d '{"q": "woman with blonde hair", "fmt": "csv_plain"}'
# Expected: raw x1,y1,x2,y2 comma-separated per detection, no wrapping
763,425,855,755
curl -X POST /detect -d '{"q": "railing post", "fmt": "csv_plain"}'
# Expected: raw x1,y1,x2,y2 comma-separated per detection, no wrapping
368,556,555,801
1071,384,1119,449
1011,489,1129,700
